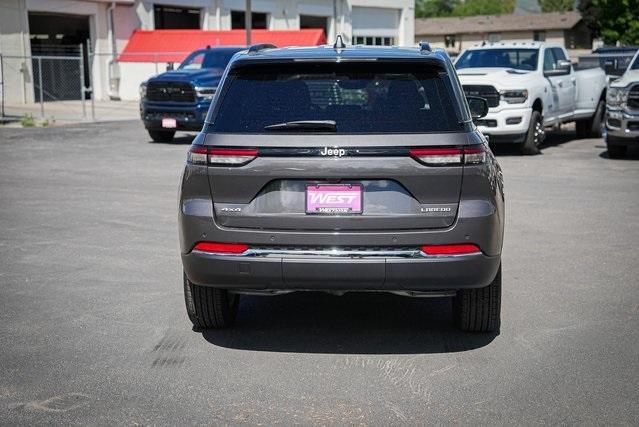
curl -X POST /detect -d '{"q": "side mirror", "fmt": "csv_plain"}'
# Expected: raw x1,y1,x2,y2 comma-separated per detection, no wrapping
166,62,175,71
557,59,572,70
467,96,489,119
544,59,571,76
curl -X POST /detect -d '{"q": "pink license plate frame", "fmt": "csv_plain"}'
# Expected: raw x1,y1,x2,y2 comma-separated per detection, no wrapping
305,184,363,215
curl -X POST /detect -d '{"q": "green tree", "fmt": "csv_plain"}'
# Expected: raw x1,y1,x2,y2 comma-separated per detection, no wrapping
590,0,639,45
450,0,516,16
578,0,602,37
539,0,574,12
415,0,459,18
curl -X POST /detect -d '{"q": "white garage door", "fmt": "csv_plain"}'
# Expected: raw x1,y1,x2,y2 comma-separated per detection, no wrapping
352,6,399,46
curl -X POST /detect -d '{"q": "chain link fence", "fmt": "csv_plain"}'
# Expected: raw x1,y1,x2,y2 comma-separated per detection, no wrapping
0,44,94,123
0,46,192,124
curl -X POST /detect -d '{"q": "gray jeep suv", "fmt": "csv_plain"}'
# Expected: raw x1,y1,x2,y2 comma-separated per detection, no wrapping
179,41,505,332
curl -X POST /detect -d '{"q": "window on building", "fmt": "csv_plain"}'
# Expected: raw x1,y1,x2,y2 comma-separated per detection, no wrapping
231,11,268,29
533,31,546,42
488,33,501,43
445,35,456,48
154,5,201,29
300,15,329,37
353,36,394,46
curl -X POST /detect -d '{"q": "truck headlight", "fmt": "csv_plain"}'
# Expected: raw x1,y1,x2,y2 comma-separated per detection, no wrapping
500,89,528,104
139,83,147,99
607,87,628,108
195,87,216,100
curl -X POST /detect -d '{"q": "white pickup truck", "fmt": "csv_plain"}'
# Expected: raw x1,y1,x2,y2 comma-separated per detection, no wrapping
605,50,639,158
455,42,607,154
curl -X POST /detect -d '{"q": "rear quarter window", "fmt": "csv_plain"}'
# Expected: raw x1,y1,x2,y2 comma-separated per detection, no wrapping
207,62,463,134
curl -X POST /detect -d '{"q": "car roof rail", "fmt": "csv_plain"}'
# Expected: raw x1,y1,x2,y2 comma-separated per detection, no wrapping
247,43,277,54
419,40,431,53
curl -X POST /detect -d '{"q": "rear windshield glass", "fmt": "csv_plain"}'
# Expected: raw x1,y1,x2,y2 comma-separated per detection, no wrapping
455,48,539,71
207,62,463,134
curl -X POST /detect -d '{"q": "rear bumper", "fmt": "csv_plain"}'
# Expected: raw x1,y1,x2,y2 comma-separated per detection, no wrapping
182,250,501,291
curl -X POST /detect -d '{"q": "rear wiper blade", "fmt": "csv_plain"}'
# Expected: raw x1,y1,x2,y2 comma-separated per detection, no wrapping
264,120,337,131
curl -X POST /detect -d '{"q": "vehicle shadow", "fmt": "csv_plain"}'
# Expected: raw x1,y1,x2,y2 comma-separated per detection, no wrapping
200,292,498,354
490,128,576,156
598,145,639,160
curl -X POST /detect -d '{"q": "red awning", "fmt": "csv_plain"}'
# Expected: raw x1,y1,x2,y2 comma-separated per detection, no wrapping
118,29,326,62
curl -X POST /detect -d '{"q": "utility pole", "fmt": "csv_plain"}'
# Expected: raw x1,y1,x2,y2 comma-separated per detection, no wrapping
333,0,338,42
245,0,252,46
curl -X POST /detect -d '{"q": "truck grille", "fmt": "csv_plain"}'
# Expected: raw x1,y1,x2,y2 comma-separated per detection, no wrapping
628,84,639,110
463,85,500,108
147,82,196,103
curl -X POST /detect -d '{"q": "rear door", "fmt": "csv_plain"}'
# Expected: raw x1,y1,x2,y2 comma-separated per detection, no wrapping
203,60,472,231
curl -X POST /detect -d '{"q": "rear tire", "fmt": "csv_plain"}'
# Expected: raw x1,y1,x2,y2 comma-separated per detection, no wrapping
520,111,543,155
576,99,605,139
183,272,239,329
454,265,501,332
148,130,175,143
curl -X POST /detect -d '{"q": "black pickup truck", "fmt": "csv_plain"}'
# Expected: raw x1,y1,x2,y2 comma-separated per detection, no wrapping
139,46,243,142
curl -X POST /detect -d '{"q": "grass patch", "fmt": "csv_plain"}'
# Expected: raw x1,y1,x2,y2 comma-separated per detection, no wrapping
20,114,36,127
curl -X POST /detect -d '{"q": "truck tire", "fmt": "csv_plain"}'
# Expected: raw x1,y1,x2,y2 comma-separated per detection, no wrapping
520,110,543,155
576,99,605,139
454,265,501,332
183,272,239,329
148,130,175,143
606,141,627,158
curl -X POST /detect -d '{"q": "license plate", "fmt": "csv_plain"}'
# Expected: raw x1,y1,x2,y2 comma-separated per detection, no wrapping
306,184,363,214
162,118,177,128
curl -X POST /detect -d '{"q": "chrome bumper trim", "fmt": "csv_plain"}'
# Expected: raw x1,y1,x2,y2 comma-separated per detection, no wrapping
244,247,425,258
230,289,457,297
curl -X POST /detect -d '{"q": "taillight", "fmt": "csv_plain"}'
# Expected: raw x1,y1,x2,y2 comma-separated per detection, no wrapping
409,145,486,166
409,148,463,165
463,145,487,164
420,244,481,255
191,242,249,254
187,146,258,166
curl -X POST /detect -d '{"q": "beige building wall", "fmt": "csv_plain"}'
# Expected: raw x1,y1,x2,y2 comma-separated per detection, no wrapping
416,29,568,54
0,0,32,103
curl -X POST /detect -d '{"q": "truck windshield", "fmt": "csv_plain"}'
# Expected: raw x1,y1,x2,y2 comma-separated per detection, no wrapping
456,48,539,71
631,54,639,70
208,62,463,134
179,50,239,72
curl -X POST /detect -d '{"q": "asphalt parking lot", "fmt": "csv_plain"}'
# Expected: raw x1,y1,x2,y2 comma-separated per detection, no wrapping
1,121,638,425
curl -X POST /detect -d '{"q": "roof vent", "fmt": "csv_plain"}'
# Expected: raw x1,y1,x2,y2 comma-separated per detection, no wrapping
333,34,346,51
247,43,276,54
419,40,431,53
